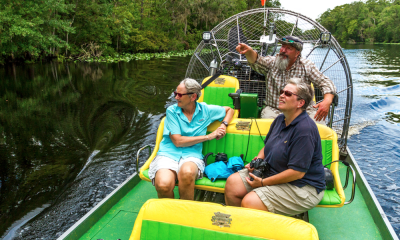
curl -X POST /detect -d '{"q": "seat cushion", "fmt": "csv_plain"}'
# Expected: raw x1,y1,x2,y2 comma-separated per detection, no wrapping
142,137,338,204
140,220,266,240
203,133,265,164
141,169,227,193
203,87,235,108
319,189,342,205
130,199,319,240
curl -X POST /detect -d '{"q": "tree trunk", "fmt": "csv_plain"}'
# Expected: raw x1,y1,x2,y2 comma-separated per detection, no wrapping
141,0,144,30
66,15,75,56
117,36,120,52
184,17,187,36
52,10,57,56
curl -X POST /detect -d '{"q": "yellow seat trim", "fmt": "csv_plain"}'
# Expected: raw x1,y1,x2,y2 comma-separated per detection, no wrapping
315,123,345,207
139,118,165,182
130,199,319,240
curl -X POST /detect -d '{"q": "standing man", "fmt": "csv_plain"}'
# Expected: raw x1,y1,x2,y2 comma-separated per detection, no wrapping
236,35,336,123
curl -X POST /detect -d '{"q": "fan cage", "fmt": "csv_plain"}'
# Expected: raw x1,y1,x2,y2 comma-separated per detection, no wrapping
185,8,353,149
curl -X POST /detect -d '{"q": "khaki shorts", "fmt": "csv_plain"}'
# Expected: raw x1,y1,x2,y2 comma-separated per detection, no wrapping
238,168,324,216
148,155,205,183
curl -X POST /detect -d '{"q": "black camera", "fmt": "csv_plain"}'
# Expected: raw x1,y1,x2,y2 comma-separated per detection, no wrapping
249,158,270,181
215,153,228,163
203,152,228,166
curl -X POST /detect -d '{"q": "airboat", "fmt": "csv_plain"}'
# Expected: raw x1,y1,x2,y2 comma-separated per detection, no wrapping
58,8,398,240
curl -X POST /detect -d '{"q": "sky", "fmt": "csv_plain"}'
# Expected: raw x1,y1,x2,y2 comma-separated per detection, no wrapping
278,0,361,20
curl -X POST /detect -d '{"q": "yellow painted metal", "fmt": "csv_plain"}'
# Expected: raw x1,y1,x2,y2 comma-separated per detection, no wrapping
129,199,319,240
139,118,165,182
311,82,316,103
316,122,345,208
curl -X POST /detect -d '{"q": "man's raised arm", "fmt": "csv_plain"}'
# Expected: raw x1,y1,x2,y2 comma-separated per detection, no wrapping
236,43,258,64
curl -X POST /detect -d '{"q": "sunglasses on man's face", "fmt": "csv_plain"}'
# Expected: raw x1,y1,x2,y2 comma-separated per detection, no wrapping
173,91,193,98
280,89,302,99
282,37,301,43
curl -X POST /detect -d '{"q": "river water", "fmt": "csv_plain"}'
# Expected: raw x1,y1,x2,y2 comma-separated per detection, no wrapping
0,44,399,239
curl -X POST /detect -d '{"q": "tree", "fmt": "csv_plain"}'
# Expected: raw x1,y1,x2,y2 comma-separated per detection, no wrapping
0,0,74,61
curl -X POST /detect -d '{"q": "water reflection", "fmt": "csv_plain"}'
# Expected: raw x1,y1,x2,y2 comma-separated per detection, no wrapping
385,112,400,124
0,58,187,238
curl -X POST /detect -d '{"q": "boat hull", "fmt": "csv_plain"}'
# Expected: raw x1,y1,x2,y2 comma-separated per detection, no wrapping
58,147,398,240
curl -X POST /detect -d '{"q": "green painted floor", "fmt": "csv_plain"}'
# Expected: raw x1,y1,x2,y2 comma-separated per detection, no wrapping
79,181,179,240
80,164,383,240
308,164,383,240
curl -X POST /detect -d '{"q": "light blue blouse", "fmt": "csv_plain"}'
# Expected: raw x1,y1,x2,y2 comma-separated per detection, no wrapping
157,102,226,161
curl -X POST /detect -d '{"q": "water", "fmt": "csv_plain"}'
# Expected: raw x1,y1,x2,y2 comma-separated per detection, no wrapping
344,44,400,235
1,44,400,238
0,59,187,239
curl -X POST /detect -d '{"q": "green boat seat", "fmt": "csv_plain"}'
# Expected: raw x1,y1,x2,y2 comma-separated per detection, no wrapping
129,199,319,240
198,75,240,118
139,117,345,207
139,118,345,207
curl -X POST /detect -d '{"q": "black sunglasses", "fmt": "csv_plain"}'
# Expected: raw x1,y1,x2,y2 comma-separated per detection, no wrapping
173,91,194,98
282,37,301,44
280,89,302,99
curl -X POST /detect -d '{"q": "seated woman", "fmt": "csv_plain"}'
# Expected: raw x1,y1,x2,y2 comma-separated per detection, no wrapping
224,77,325,216
149,78,234,200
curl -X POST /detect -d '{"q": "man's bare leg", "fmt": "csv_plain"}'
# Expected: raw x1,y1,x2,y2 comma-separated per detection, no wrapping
154,169,177,198
177,162,198,200
224,172,248,206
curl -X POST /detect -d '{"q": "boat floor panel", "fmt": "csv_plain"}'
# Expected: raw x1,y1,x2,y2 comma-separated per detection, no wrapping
80,164,384,240
92,211,137,240
80,181,179,240
309,164,383,240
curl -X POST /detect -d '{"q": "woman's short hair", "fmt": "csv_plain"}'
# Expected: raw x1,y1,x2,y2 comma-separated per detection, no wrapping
180,78,202,100
287,78,314,110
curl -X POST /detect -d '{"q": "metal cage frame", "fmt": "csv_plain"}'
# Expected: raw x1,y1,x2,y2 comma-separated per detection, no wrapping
185,8,353,149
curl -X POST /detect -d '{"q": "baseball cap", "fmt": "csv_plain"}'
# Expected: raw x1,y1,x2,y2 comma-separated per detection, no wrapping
278,35,303,52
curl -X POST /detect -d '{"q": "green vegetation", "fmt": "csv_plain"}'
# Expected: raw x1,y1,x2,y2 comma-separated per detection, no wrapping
0,0,280,63
318,0,400,43
59,50,196,63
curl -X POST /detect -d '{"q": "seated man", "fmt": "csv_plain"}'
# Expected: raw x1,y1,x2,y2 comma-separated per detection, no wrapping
236,35,336,124
224,77,325,216
149,78,234,200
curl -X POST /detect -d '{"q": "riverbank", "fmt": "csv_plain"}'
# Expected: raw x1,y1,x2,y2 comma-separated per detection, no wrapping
344,41,400,45
1,50,197,65
57,50,197,63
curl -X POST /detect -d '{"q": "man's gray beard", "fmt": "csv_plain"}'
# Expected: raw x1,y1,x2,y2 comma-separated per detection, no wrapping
276,55,289,71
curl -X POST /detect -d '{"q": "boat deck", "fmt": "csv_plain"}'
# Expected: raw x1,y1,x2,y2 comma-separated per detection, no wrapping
78,164,383,240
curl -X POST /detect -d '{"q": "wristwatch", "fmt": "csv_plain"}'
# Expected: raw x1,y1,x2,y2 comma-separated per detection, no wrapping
221,121,229,127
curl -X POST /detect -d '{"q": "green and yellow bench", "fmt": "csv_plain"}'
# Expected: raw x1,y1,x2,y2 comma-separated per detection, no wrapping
129,199,319,240
139,74,344,207
198,74,240,118
138,116,345,207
